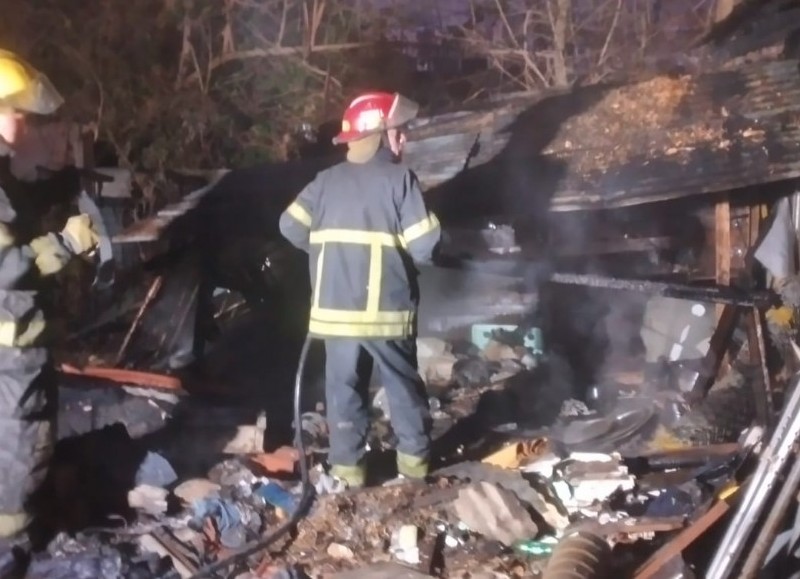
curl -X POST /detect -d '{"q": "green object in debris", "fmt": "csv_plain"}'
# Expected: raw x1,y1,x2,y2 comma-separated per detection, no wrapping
514,538,556,557
471,324,543,354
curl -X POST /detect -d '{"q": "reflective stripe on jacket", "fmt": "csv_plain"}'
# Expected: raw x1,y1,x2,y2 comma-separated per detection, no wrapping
279,148,440,338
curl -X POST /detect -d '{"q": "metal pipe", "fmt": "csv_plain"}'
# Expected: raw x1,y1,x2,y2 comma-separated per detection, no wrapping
706,373,800,578
739,451,800,578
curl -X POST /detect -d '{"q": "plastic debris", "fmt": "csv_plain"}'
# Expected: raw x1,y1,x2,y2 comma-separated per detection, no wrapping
254,481,299,515
128,484,170,516
514,537,558,557
249,446,299,475
191,498,246,549
26,552,123,579
482,439,549,469
174,479,222,503
135,451,178,488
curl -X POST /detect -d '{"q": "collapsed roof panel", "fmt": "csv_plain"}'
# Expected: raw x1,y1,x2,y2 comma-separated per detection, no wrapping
412,58,800,218
115,0,800,243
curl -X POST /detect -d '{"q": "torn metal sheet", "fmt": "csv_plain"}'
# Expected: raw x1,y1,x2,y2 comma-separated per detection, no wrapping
755,193,800,279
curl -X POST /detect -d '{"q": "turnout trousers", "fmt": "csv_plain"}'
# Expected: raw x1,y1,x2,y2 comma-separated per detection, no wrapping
324,338,431,469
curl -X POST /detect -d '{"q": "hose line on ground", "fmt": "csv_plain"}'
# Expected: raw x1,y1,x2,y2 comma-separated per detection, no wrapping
186,336,316,579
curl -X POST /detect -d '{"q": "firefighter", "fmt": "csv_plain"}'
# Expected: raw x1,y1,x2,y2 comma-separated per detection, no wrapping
279,92,441,487
0,49,99,537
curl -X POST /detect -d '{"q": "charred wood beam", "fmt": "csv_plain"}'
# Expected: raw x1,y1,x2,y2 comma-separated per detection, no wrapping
747,306,774,428
548,272,776,307
688,305,741,399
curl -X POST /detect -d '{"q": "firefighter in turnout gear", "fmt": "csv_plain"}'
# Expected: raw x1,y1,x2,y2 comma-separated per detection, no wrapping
0,49,99,537
279,92,441,487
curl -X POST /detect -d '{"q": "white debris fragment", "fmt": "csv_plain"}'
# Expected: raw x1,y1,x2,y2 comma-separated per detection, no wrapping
560,399,592,417
391,525,420,565
128,485,169,516
372,387,391,419
327,542,355,560
522,453,562,478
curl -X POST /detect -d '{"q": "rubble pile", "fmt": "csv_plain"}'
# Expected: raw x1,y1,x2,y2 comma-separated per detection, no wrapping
16,318,791,579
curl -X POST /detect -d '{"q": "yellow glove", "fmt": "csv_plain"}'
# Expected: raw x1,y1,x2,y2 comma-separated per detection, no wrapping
766,306,794,328
0,223,14,248
30,235,69,276
62,214,99,255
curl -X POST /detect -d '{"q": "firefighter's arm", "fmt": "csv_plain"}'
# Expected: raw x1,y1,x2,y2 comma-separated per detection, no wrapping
0,223,34,287
398,170,441,263
0,224,48,347
279,177,321,253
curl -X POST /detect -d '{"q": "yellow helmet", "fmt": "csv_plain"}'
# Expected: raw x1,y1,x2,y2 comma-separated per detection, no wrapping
0,49,63,115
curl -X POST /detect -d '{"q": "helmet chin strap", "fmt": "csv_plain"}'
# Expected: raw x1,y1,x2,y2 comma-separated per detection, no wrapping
346,133,381,163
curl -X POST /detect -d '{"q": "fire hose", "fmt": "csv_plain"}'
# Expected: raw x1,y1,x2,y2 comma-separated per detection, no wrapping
185,336,316,579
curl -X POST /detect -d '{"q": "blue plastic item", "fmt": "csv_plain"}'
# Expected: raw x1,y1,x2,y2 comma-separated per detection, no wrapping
254,482,299,515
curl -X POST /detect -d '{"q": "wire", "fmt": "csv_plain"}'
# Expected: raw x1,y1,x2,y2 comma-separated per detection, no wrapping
185,336,316,579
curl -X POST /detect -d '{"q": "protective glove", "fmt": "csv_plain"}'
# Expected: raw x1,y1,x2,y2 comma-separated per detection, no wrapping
61,213,100,255
766,305,794,328
29,235,70,276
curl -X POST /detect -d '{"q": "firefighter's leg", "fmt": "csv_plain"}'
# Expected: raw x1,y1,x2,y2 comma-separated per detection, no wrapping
0,347,53,538
324,339,371,487
364,339,431,478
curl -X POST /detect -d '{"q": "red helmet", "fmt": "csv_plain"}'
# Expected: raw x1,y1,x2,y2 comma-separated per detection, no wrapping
332,91,419,144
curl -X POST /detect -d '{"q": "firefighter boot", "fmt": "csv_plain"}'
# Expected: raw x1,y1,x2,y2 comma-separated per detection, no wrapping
330,464,366,489
397,452,428,480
